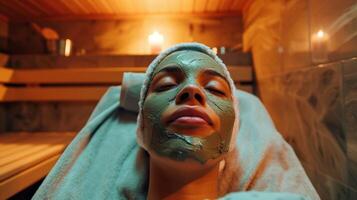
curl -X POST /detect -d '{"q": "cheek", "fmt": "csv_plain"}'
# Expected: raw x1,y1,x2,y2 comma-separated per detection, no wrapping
206,93,235,132
142,91,177,125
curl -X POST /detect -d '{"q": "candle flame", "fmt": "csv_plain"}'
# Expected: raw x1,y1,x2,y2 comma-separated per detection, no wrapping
64,39,72,56
148,31,164,44
317,30,325,38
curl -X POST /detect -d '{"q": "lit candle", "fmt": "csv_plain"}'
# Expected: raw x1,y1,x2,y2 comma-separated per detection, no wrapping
64,39,72,56
148,31,164,54
311,30,329,63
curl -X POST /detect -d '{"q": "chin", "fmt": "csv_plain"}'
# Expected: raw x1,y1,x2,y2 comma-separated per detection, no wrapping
167,125,215,138
148,147,224,171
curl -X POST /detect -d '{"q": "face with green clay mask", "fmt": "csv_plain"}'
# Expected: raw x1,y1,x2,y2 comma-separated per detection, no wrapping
142,50,235,165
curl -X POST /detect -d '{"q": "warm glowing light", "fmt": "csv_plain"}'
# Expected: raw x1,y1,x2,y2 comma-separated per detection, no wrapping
148,31,164,54
311,30,329,63
148,31,164,44
316,30,325,38
64,39,72,56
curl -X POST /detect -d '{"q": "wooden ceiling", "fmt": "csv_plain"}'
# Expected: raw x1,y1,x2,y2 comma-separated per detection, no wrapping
0,0,248,21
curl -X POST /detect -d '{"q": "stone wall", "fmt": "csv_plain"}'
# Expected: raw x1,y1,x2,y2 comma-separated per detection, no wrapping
243,0,357,199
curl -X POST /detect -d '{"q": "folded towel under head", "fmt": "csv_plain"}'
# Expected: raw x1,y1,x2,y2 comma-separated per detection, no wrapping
120,72,146,112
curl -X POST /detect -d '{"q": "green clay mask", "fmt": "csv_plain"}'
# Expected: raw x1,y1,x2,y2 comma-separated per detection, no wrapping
142,50,235,164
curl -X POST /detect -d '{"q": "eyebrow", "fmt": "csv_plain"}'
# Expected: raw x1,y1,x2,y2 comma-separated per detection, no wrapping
152,65,230,87
153,65,185,77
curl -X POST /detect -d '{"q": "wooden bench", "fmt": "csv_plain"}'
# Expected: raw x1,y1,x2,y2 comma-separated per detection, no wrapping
0,132,75,199
0,65,253,198
0,66,253,102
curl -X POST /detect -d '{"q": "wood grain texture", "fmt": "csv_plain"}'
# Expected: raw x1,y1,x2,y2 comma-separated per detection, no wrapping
0,132,75,199
0,67,146,84
0,66,251,84
0,85,109,102
0,0,243,21
0,65,252,101
0,155,60,199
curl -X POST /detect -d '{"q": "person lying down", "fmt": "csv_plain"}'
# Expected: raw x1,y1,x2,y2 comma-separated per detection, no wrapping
33,43,320,200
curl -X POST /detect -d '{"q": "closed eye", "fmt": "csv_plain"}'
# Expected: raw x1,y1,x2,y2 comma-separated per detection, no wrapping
152,75,179,92
155,83,177,92
205,86,226,96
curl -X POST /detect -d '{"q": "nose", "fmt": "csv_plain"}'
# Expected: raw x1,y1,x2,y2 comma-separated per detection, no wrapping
176,84,206,106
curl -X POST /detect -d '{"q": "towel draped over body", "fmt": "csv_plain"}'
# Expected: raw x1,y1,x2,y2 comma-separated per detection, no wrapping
33,85,320,200
34,43,320,200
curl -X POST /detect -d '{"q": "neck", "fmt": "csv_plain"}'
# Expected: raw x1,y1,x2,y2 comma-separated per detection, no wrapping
147,159,220,200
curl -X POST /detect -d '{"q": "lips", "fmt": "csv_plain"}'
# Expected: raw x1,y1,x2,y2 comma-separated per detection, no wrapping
166,106,213,126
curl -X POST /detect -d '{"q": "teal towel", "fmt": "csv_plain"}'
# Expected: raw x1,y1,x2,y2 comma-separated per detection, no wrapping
33,86,320,200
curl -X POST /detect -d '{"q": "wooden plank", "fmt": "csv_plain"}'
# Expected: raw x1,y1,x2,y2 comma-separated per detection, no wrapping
0,66,251,84
13,11,242,21
0,82,254,102
5,0,39,17
39,0,70,15
0,85,109,102
9,53,251,68
0,144,54,167
25,0,53,16
0,67,13,83
0,67,146,84
98,0,114,13
0,133,59,158
0,155,60,199
0,133,73,158
0,144,45,159
3,0,243,21
0,135,70,166
60,0,85,14
0,132,74,198
0,132,75,182
0,145,64,181
0,65,252,101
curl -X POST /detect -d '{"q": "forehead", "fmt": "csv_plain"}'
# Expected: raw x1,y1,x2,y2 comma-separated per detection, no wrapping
153,50,227,77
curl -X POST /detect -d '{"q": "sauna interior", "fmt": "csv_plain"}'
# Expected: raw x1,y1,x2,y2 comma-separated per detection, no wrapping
0,0,356,199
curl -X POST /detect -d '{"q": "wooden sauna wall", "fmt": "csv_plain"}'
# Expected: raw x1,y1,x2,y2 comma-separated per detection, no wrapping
0,16,7,52
0,17,7,133
1,16,248,133
8,17,242,55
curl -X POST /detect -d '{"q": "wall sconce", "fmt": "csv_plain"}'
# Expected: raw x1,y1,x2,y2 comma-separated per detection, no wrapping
311,30,329,63
148,31,164,54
